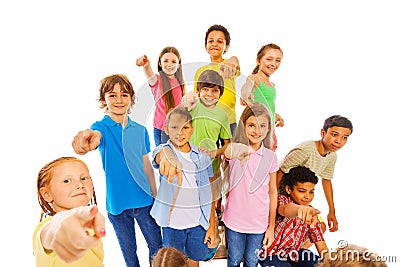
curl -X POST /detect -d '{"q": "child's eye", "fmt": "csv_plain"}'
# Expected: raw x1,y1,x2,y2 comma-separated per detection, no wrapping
81,177,90,181
63,179,71,184
122,94,130,98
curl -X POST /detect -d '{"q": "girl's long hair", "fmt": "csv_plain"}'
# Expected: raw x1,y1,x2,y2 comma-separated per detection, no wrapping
233,102,274,149
222,103,274,196
157,47,186,114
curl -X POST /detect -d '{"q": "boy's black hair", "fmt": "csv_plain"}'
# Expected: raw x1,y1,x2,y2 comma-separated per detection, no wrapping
196,69,224,97
279,166,318,196
323,115,353,133
204,24,231,46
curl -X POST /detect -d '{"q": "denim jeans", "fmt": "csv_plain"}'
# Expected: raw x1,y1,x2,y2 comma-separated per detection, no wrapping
259,249,320,267
153,128,169,147
162,225,209,261
108,205,162,267
225,226,264,267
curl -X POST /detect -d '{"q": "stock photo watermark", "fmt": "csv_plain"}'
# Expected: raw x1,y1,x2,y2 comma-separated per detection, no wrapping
256,240,397,265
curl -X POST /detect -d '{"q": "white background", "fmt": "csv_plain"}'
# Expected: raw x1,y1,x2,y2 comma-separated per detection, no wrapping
1,0,399,266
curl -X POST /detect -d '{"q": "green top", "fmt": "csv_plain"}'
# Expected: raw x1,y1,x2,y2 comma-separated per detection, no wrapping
252,81,276,120
190,100,231,173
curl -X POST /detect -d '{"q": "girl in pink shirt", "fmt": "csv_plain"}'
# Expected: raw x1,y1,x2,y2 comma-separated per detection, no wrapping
136,47,186,146
222,103,278,267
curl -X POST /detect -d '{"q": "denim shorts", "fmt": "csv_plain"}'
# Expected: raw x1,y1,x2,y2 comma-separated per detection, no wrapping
162,225,210,261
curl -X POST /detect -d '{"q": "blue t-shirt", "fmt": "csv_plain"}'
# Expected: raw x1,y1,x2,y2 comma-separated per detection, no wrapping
91,115,154,215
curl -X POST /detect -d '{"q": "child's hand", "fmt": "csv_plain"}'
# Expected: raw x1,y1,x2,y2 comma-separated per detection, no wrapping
159,153,183,186
199,147,217,159
41,206,106,263
275,113,284,127
181,91,198,111
136,55,150,67
230,143,251,165
262,226,275,248
241,90,254,106
204,223,219,249
327,211,338,232
297,206,320,228
72,129,101,155
219,57,238,79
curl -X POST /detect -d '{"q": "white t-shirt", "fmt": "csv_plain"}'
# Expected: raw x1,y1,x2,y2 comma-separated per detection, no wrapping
168,149,202,229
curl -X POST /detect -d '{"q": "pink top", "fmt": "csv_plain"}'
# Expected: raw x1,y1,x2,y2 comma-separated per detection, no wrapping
222,145,278,233
150,74,183,130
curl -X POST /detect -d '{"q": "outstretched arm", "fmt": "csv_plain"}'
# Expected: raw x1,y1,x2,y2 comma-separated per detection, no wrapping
155,147,183,186
321,178,338,232
219,56,240,79
240,75,256,106
224,142,252,165
136,55,157,86
181,91,198,111
72,129,102,155
40,206,106,263
278,202,320,228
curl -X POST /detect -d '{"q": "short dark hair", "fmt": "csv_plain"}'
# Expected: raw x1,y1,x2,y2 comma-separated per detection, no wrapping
323,115,353,133
279,166,318,196
196,69,224,97
204,24,231,46
165,107,192,128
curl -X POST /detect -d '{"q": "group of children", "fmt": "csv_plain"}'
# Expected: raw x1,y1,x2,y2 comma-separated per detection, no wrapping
32,24,387,267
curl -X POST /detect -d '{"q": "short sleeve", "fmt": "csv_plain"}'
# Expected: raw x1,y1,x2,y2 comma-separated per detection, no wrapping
280,147,309,173
278,194,290,206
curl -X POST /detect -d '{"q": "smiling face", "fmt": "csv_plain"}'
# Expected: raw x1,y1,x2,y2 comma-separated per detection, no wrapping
286,182,315,206
40,161,94,213
205,30,228,62
245,115,269,150
257,48,282,77
199,85,221,107
159,52,179,78
165,113,193,152
321,126,352,153
102,83,132,121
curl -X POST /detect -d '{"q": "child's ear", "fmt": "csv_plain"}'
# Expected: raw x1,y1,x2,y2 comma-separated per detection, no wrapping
320,129,326,138
224,44,230,54
39,187,53,203
285,185,291,195
164,125,169,136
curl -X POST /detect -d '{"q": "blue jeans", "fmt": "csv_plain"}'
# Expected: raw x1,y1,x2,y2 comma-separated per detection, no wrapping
225,226,264,267
162,225,209,261
108,205,162,267
153,128,169,147
259,249,320,267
